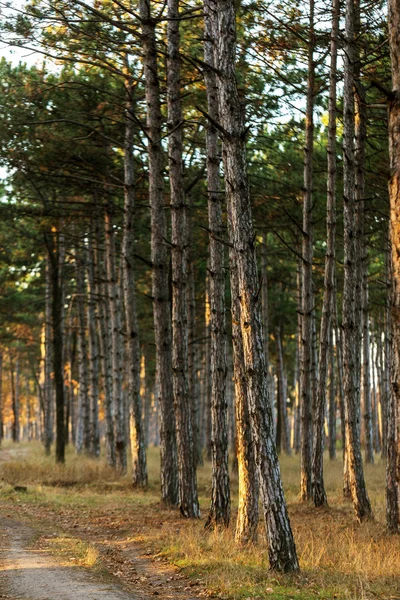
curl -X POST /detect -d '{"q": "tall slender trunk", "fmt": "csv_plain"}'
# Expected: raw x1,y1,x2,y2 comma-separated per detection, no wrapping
386,0,400,533
342,0,372,521
275,327,291,455
122,78,148,487
44,256,53,454
230,259,259,545
75,248,90,454
168,0,199,518
105,211,127,472
95,215,116,468
140,0,178,505
311,0,338,506
204,0,230,528
382,245,391,457
10,357,19,443
204,271,212,460
371,325,381,453
215,0,299,571
328,335,337,460
362,279,374,464
354,36,374,465
294,261,302,455
46,230,65,464
300,0,315,502
87,222,100,458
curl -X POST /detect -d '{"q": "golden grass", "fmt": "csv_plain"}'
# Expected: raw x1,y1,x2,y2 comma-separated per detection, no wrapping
1,440,399,600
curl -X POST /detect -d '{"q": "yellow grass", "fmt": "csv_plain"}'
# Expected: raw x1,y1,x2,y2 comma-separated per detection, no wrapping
0,440,399,600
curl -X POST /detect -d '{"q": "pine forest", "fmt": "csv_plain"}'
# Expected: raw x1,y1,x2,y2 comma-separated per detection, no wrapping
0,1,399,599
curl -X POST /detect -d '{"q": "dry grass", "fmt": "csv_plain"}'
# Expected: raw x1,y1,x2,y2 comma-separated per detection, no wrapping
1,440,399,600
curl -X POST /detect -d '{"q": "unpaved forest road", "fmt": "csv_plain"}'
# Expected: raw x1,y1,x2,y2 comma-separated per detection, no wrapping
0,518,136,600
0,447,202,600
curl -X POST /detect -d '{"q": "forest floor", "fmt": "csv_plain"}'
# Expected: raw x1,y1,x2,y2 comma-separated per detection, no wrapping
0,441,399,600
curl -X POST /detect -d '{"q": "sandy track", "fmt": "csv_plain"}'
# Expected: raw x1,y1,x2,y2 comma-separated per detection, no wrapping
0,519,136,600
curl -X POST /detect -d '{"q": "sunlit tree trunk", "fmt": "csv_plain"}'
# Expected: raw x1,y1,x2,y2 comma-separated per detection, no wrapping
342,0,372,521
168,0,199,518
215,0,299,571
231,259,259,545
204,0,230,528
139,0,178,505
387,0,400,533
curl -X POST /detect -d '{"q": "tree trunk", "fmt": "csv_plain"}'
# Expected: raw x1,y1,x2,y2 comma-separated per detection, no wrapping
122,78,148,487
342,0,372,521
300,0,315,502
168,0,199,518
386,0,400,533
371,324,381,454
95,215,116,468
47,230,65,464
275,327,291,455
311,0,338,506
10,357,19,443
105,210,127,473
215,0,299,571
44,256,53,454
87,222,100,458
230,259,259,545
204,0,230,529
328,335,337,460
294,261,302,455
75,248,90,454
139,0,179,505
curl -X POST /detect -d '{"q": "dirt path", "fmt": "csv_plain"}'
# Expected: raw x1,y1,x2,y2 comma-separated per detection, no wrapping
0,446,204,600
0,518,136,600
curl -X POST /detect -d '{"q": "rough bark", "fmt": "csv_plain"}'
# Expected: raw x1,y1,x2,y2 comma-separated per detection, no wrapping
342,0,372,521
300,0,315,502
139,0,179,505
122,78,148,487
230,259,259,545
204,0,230,529
387,0,400,533
311,0,338,506
167,0,199,518
215,0,299,571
